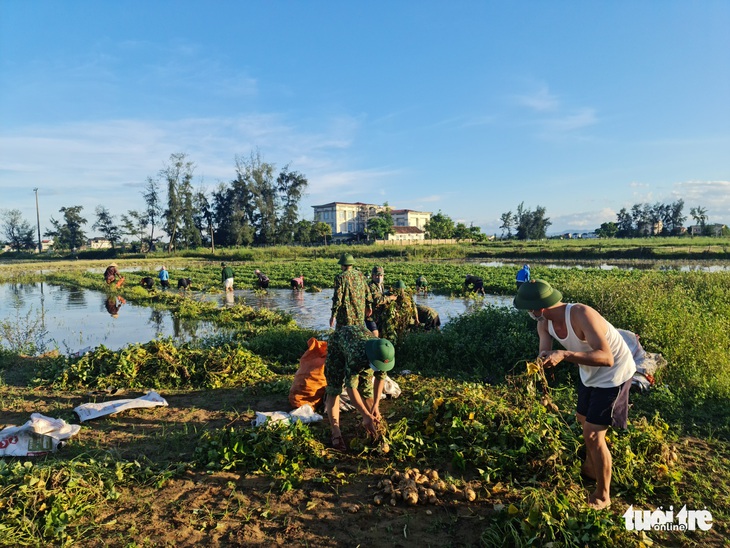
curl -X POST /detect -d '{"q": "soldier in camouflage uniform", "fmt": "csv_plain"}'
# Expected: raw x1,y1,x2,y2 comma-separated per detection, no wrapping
415,274,429,294
324,324,395,451
416,304,441,331
365,265,396,337
380,280,419,343
330,253,373,330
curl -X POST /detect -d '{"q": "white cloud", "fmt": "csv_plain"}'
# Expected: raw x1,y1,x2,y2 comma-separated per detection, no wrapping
543,108,598,133
550,207,617,233
515,85,560,112
672,180,730,221
0,114,371,227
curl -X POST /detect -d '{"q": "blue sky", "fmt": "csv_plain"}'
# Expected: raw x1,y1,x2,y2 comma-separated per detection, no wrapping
1,1,729,238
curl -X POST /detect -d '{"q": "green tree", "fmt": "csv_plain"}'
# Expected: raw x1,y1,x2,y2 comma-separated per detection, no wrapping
292,219,314,244
453,222,471,241
367,210,395,240
499,211,514,239
92,206,122,249
46,206,87,251
120,210,149,252
232,150,278,245
1,209,36,252
179,176,201,249
212,183,244,247
194,187,215,253
616,208,634,238
596,221,618,238
514,202,551,240
468,224,487,242
160,153,195,252
276,167,308,244
313,221,332,245
667,199,686,235
690,206,708,235
425,211,455,239
142,176,163,251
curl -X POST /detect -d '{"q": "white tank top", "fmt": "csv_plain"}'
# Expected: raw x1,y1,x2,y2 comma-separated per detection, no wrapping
548,304,636,388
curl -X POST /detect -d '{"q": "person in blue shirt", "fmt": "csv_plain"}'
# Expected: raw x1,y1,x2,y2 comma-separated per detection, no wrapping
516,264,530,290
158,265,170,289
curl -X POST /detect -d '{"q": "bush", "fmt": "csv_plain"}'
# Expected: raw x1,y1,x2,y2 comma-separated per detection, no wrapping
398,305,538,382
246,326,322,366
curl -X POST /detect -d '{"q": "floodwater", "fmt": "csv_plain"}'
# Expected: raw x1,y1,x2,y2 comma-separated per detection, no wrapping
478,260,730,272
0,283,512,354
206,289,513,331
0,283,218,355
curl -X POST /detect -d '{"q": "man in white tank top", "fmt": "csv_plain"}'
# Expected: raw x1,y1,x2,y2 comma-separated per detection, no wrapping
514,279,636,510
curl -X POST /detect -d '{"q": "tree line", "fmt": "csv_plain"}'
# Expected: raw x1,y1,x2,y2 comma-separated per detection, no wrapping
1,151,331,253
596,201,721,238
0,170,722,253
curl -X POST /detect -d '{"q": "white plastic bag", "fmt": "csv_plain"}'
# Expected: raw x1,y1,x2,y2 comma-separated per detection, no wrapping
253,404,323,427
0,414,81,457
74,391,168,422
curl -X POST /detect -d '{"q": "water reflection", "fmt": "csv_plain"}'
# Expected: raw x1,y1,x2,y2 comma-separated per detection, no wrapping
0,283,516,354
104,295,125,318
0,283,218,354
478,260,729,272
203,288,513,331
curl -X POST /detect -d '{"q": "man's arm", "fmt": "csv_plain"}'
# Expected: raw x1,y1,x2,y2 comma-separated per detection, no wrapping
364,278,373,319
537,318,553,355
370,376,386,419
539,305,614,368
345,386,377,435
330,276,343,328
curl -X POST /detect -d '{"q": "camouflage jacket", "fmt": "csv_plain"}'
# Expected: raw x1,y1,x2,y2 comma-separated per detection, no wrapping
416,304,440,328
331,268,373,328
366,280,388,323
326,324,387,381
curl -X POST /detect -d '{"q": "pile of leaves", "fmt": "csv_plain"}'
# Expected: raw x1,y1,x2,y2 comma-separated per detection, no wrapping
33,338,277,390
194,420,327,491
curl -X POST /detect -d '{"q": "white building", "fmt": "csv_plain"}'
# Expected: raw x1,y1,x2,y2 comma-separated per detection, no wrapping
390,209,430,230
386,226,426,242
311,201,431,239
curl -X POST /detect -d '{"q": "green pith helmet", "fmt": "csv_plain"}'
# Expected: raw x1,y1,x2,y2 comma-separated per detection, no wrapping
365,338,396,372
338,253,355,266
513,279,563,310
394,280,407,289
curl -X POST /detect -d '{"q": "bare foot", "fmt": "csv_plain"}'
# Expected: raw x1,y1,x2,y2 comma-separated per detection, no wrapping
586,492,611,510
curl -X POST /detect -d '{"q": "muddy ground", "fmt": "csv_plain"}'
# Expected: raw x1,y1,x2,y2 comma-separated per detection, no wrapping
1,361,498,547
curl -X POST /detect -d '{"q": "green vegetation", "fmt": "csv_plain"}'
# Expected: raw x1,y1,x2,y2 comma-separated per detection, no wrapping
1,250,729,546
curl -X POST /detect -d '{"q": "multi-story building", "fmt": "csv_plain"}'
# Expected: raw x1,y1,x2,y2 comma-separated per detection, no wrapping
311,201,431,240
390,209,430,230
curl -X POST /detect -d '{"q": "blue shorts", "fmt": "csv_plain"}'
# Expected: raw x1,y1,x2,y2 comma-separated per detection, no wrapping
577,377,632,429
365,319,378,333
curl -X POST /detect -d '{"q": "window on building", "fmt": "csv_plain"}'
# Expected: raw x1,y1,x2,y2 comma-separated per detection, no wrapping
348,223,353,232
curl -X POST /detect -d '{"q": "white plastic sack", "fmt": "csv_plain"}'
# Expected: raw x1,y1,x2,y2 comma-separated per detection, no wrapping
253,404,323,427
618,329,667,391
74,391,168,422
0,414,81,457
382,377,402,398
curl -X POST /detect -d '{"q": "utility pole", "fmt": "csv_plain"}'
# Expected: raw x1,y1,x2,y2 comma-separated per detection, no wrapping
33,188,42,253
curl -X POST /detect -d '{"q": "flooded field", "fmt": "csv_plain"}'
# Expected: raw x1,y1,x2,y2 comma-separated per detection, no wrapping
0,283,513,354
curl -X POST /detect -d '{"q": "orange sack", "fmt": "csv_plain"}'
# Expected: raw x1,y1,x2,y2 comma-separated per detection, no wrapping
289,337,328,409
